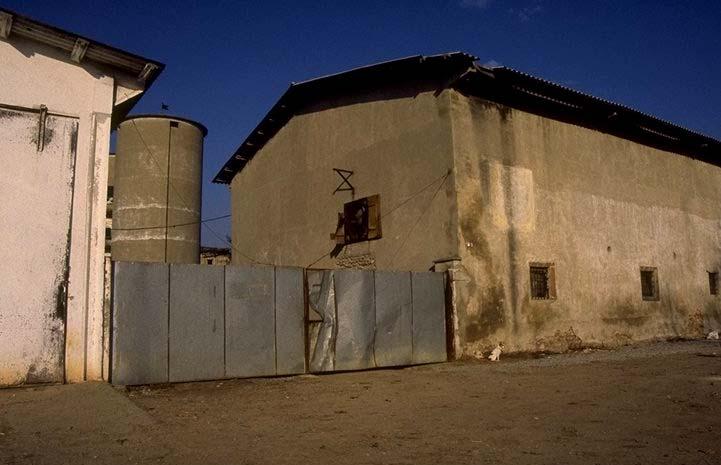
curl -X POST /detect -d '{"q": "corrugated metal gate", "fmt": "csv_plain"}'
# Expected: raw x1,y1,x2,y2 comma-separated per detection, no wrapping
0,105,78,386
111,262,447,385
307,269,447,372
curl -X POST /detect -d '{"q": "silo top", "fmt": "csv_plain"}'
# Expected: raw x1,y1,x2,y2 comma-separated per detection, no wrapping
121,114,208,137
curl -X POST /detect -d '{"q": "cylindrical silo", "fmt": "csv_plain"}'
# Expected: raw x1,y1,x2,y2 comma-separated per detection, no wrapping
112,115,207,264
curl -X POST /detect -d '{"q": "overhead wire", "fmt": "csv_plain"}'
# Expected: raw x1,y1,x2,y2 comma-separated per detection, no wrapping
126,121,453,269
388,170,451,266
111,213,231,231
380,170,451,220
304,169,452,269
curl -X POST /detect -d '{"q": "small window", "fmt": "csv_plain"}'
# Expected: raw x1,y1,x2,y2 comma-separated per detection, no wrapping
105,227,112,241
708,271,719,296
530,263,556,300
640,267,659,301
107,185,114,200
343,195,381,244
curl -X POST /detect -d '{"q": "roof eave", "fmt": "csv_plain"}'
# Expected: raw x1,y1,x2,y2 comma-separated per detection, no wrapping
213,52,477,184
0,7,165,87
459,64,721,163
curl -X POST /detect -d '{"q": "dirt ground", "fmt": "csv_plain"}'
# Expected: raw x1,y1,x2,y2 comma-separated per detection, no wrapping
1,340,720,465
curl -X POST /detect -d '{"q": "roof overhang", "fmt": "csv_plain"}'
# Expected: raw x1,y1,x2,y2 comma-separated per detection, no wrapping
212,52,477,184
0,7,165,117
456,64,721,165
213,52,721,184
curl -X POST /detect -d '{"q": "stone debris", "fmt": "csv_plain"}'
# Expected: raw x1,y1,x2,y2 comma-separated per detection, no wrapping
707,331,719,340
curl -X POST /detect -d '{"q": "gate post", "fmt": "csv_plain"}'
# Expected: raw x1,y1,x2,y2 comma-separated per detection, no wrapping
433,257,466,360
102,256,113,381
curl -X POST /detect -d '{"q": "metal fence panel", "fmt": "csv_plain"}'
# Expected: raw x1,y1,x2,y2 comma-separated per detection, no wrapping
225,265,276,378
374,271,413,367
112,263,449,385
112,262,169,385
275,267,306,375
168,264,225,382
307,270,336,373
411,272,447,364
334,269,375,371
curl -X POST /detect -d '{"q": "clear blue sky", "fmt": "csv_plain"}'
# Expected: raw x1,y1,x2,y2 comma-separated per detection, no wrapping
6,0,721,246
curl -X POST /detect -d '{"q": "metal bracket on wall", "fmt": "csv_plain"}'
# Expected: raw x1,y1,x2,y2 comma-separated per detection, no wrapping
36,104,48,152
332,168,354,196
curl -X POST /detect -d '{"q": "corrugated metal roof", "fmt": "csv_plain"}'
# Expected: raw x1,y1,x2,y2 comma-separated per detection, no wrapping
486,65,719,145
213,53,721,184
455,64,720,164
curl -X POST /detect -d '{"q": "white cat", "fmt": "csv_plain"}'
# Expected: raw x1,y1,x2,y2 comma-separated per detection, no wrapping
488,343,504,362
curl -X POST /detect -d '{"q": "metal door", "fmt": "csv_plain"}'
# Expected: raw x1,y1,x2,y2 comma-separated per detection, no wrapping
0,105,78,386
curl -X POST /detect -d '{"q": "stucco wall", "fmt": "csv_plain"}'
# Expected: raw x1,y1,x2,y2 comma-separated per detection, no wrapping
449,91,721,354
0,36,142,383
231,86,459,272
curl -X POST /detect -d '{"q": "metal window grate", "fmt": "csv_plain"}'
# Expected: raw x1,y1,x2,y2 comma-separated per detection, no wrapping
530,266,549,299
709,272,719,296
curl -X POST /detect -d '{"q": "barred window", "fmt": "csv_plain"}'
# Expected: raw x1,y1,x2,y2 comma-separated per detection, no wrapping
709,271,719,296
640,267,659,301
530,263,556,300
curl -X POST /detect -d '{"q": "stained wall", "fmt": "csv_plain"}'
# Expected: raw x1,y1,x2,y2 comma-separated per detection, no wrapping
230,84,460,272
449,90,721,354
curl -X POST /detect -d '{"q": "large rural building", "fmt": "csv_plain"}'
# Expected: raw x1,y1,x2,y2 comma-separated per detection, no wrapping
215,52,721,356
0,8,163,386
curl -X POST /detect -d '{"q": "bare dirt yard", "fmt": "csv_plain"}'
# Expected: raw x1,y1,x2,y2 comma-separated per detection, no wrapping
1,340,720,465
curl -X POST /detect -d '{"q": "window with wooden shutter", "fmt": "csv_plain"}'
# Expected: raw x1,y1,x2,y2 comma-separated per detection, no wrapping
342,195,382,245
366,194,381,240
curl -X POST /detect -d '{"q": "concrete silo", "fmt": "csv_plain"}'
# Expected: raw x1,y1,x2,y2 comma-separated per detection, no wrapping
112,115,207,264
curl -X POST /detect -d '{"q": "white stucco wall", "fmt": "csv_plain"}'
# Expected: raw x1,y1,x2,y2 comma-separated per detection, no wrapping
0,35,145,384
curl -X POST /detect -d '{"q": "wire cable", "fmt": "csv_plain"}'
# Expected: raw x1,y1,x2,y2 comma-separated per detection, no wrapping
380,170,451,220
304,169,452,269
306,251,330,269
388,170,451,266
111,214,231,231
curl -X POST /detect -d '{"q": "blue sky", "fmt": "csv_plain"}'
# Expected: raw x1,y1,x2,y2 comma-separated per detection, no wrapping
5,0,720,246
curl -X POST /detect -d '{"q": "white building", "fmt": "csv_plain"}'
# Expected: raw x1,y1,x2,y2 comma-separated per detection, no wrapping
0,8,163,386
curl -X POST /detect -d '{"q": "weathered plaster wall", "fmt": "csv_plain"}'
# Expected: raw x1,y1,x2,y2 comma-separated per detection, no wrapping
449,91,721,355
0,110,77,386
0,36,141,384
231,86,459,272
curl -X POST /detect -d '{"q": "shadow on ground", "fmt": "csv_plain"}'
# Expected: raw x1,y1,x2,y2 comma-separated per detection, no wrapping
1,340,720,464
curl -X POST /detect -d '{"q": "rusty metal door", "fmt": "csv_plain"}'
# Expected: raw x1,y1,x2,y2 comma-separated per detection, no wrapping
0,105,78,386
